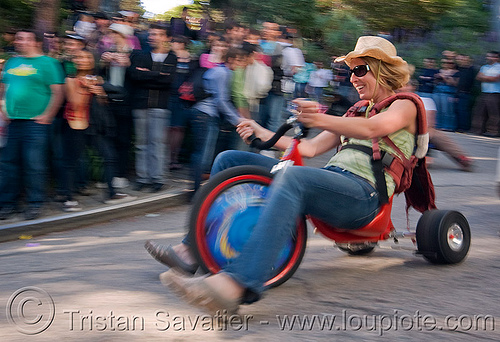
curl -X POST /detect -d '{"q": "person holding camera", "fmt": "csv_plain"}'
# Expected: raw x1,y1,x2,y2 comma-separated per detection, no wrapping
62,49,135,211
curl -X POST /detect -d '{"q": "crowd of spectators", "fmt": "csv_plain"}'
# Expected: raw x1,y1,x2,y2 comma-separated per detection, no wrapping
1,7,498,221
0,9,338,220
415,50,500,137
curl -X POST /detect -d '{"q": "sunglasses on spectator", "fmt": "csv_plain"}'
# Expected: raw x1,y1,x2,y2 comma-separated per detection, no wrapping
349,64,370,77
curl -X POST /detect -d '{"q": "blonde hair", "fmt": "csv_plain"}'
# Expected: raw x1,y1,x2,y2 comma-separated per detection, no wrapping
363,56,410,91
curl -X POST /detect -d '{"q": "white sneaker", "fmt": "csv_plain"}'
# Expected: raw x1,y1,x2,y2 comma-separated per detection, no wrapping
104,193,137,205
95,182,107,189
63,200,82,212
112,177,130,188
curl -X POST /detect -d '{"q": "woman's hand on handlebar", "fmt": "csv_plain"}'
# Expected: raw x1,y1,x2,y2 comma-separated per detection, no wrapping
237,119,266,144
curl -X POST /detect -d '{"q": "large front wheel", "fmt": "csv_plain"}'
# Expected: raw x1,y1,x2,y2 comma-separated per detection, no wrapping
189,165,307,288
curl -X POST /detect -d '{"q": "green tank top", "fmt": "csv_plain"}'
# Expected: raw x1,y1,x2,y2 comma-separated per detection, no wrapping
325,111,415,197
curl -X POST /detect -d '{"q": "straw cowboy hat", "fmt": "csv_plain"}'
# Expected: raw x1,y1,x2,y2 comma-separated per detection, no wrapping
335,36,406,67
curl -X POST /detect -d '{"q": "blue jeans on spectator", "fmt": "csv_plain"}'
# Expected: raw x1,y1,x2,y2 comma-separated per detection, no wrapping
456,92,472,132
312,87,324,103
0,120,50,209
133,108,169,185
190,109,220,192
50,116,65,195
61,123,87,201
90,134,119,198
433,86,456,131
259,93,286,132
294,83,307,99
208,150,380,302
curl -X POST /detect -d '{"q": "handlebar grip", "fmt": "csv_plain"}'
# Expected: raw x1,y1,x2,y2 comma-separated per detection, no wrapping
249,122,294,150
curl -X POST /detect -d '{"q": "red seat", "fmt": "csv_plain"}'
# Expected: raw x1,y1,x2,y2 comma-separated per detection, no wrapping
309,197,394,243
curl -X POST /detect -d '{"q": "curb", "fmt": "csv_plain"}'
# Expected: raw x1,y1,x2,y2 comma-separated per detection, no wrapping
0,189,192,243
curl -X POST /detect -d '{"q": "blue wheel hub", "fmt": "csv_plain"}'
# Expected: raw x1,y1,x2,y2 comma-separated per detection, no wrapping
204,182,294,272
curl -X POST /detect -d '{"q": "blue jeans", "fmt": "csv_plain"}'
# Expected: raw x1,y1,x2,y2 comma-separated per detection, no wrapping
0,120,50,208
50,116,65,194
312,87,324,103
294,83,307,99
190,109,220,192
211,150,380,302
456,92,472,131
433,91,456,131
133,108,169,184
259,93,286,132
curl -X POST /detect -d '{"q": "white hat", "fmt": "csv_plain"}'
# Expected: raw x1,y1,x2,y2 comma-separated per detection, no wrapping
109,23,133,37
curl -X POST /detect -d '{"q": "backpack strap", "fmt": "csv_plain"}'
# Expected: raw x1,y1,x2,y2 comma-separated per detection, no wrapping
371,92,429,158
338,93,428,204
344,100,370,118
340,144,390,205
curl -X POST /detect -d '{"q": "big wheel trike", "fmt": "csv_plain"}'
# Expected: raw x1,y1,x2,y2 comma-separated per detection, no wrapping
188,114,471,288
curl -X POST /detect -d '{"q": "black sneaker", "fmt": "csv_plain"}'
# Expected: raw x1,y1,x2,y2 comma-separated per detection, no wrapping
133,182,148,191
75,187,93,196
0,206,16,220
24,207,42,220
104,193,137,204
151,183,164,193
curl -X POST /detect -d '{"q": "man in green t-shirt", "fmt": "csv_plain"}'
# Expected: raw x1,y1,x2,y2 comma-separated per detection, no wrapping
0,29,64,220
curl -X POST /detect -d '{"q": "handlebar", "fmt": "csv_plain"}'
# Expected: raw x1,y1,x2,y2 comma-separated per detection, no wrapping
248,122,294,150
248,119,309,150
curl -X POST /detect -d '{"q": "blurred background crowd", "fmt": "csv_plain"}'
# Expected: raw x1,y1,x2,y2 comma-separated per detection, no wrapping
1,0,500,220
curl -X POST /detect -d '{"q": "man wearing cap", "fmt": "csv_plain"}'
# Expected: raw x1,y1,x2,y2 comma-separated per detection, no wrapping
62,32,86,76
74,12,96,40
87,12,111,56
0,29,64,220
128,23,177,192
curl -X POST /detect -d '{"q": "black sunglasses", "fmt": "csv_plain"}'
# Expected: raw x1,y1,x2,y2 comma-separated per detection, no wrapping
349,64,370,77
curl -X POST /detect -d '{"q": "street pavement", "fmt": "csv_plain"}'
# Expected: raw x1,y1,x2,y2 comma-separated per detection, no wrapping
0,132,499,341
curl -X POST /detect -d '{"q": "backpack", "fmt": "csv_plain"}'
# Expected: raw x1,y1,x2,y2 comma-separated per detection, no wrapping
178,66,210,105
343,92,436,213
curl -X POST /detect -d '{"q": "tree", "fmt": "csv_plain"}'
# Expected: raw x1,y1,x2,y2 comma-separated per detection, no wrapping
0,0,36,32
34,0,61,34
209,0,316,33
344,0,456,32
120,0,145,14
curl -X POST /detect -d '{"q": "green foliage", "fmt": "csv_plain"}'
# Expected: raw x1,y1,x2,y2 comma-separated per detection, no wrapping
208,0,316,34
156,2,205,21
0,0,36,31
315,10,366,55
301,39,330,63
439,0,490,32
397,28,492,69
344,0,457,31
120,0,145,15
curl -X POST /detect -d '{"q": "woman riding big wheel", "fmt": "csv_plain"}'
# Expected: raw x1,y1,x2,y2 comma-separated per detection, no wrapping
151,36,420,314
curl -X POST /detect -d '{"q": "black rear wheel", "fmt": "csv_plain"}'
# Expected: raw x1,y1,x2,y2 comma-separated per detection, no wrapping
336,242,377,255
416,210,470,264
